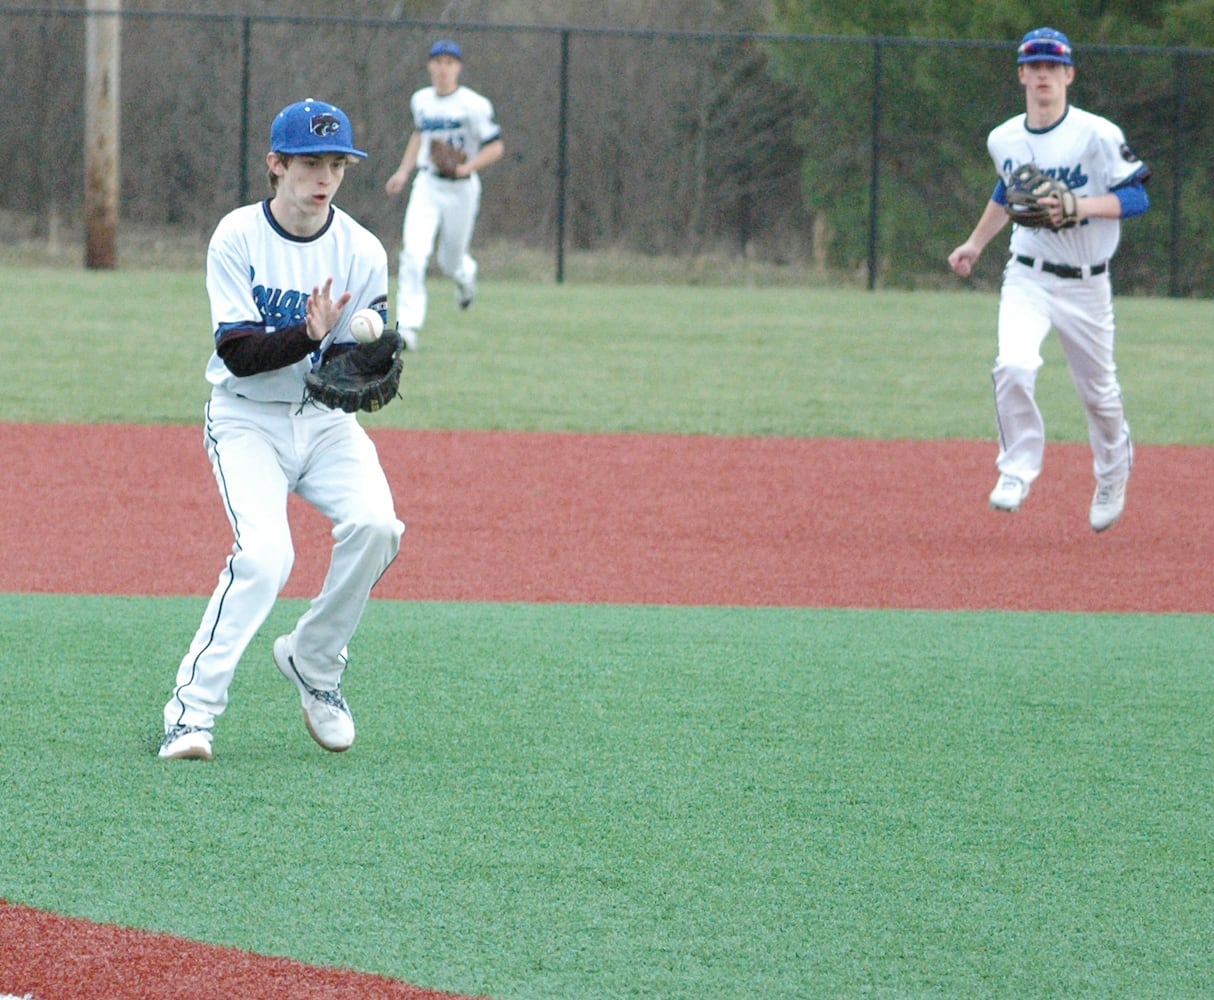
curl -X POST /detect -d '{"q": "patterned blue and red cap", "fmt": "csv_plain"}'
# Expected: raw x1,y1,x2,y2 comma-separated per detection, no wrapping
1017,27,1073,66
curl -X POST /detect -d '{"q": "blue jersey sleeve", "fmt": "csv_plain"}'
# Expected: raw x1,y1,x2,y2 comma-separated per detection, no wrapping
1112,182,1149,219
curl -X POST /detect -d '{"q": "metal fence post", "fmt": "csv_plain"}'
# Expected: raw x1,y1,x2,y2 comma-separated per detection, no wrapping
556,29,571,284
238,15,252,206
1170,50,1187,298
867,37,883,291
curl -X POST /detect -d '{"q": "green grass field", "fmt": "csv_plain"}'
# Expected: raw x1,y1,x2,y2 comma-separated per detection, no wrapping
3,266,1211,442
6,596,1214,998
2,267,1213,998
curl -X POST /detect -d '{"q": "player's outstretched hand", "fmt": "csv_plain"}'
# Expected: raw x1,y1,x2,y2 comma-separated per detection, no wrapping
306,277,353,341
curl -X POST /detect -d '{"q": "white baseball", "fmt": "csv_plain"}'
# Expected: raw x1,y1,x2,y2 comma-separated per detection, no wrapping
349,308,384,343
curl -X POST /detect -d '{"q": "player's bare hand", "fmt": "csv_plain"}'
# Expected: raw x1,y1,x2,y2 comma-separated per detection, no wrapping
1037,194,1086,228
1033,194,1063,227
306,277,353,341
385,172,407,196
948,244,978,278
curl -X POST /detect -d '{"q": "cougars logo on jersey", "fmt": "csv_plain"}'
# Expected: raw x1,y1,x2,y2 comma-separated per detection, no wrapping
1003,159,1088,191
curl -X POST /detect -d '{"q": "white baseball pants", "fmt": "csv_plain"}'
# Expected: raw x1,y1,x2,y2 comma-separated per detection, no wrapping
164,393,403,732
397,170,481,330
992,260,1132,487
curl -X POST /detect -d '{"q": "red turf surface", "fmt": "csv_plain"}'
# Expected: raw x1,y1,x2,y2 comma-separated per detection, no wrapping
2,423,1210,612
0,901,481,999
2,422,1211,999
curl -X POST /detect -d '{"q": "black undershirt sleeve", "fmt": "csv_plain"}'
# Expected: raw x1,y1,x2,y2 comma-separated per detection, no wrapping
216,323,317,377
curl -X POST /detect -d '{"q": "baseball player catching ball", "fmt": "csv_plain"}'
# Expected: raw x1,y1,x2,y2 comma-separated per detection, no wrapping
948,27,1150,532
384,38,504,351
159,99,405,761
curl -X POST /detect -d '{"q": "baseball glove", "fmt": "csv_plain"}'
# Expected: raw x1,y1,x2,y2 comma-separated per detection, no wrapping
1005,163,1079,230
302,330,404,414
429,138,467,179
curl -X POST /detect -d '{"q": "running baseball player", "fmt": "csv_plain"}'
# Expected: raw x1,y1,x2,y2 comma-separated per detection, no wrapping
159,99,405,761
384,38,504,351
948,27,1150,532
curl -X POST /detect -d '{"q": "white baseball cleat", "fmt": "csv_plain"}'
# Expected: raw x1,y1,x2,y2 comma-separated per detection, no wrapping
989,473,1029,513
399,327,419,352
1089,478,1127,532
273,635,355,752
456,277,476,310
158,725,214,761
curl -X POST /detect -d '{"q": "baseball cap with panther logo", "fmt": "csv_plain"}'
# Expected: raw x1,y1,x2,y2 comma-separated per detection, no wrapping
270,99,367,158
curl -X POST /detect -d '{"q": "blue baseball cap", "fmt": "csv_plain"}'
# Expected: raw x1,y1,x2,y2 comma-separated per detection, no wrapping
270,99,367,158
1017,27,1073,66
429,38,462,60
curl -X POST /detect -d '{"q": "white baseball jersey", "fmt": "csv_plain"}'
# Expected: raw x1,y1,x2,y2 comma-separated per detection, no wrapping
411,84,500,169
205,200,388,402
396,85,500,333
988,105,1149,266
986,104,1144,493
164,196,402,739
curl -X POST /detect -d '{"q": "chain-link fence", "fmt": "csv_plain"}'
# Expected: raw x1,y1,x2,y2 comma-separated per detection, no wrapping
7,8,1213,295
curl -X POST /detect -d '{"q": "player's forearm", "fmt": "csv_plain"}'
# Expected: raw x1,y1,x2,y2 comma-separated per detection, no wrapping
396,134,422,175
217,324,315,377
966,200,1012,254
466,139,504,174
1078,191,1136,221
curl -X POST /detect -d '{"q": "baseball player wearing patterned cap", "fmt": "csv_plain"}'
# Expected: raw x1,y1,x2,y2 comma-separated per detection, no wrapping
158,99,405,761
385,38,504,351
948,27,1150,532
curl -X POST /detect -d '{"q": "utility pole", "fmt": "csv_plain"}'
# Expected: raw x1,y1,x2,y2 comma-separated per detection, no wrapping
85,0,121,269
